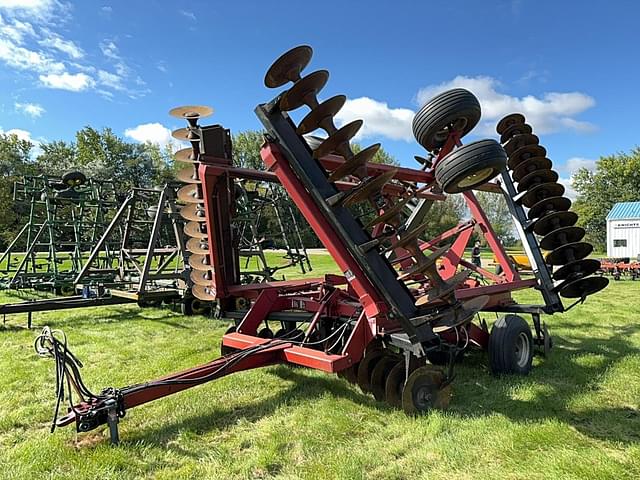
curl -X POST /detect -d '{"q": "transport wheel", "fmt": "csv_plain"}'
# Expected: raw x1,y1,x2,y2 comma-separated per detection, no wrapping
370,355,401,401
258,327,274,339
62,170,86,187
181,296,195,315
357,349,385,394
221,325,238,356
384,362,406,408
412,88,481,152
435,139,507,193
401,366,452,415
59,284,75,296
190,298,210,315
488,314,533,375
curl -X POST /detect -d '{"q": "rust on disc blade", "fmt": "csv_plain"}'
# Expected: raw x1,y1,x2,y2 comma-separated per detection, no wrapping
169,105,214,120
528,196,572,220
189,253,214,271
500,122,533,144
508,144,548,169
517,169,558,193
415,269,472,306
552,258,601,281
342,169,398,207
192,284,217,301
512,157,553,182
180,203,207,222
186,237,210,255
264,45,313,88
365,194,412,229
533,210,578,236
558,275,608,298
520,182,565,208
539,225,585,251
504,133,539,156
174,148,198,163
496,113,526,135
172,127,200,142
297,95,346,135
545,241,593,266
328,143,380,181
190,269,213,286
431,295,490,333
314,120,363,159
177,184,203,204
176,166,201,184
397,245,449,281
184,221,207,239
279,70,329,111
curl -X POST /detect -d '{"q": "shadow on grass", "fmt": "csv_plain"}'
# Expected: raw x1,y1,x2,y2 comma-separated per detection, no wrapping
123,321,639,449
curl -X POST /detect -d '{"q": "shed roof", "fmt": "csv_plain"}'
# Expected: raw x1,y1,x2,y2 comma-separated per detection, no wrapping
606,201,640,220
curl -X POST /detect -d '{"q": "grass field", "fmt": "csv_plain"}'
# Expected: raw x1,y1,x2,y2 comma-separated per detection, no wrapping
0,253,638,479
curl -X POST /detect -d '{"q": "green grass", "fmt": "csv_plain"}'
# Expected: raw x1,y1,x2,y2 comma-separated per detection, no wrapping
0,256,639,479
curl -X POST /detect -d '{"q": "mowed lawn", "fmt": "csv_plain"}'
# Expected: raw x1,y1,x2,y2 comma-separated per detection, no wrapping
0,253,638,479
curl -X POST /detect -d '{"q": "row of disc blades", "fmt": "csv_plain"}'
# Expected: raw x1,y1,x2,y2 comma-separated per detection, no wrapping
169,105,217,302
497,114,608,299
265,45,482,331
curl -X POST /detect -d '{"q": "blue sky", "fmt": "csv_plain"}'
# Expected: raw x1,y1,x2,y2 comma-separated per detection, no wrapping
0,0,638,197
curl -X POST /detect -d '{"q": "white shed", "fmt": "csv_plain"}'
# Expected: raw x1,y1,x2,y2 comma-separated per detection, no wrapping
606,201,640,259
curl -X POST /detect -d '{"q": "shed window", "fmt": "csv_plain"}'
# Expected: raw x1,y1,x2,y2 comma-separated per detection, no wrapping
614,239,627,247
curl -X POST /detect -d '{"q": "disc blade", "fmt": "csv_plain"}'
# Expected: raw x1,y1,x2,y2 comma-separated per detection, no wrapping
539,226,585,251
176,166,201,184
392,220,430,250
365,194,412,229
328,143,380,181
177,184,203,204
415,270,472,306
189,253,214,271
313,120,363,159
174,148,198,163
180,203,207,222
512,157,553,183
496,113,526,135
553,258,601,281
172,127,200,142
517,169,558,193
558,275,608,299
192,284,217,301
169,105,214,120
190,269,213,286
528,196,572,220
520,182,565,208
297,95,346,135
533,211,578,236
507,144,547,170
342,169,398,207
279,70,329,111
186,237,210,255
264,45,313,88
500,122,532,144
184,221,207,239
545,241,593,266
432,294,490,333
397,245,449,280
504,133,539,156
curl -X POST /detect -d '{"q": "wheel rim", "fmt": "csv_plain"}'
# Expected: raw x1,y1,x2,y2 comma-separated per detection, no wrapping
515,332,530,368
433,117,469,144
455,167,495,189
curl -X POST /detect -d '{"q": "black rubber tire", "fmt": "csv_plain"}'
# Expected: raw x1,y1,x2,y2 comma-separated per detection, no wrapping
412,88,481,152
62,170,86,187
257,327,274,339
435,139,507,193
488,314,533,375
370,356,400,401
181,296,194,316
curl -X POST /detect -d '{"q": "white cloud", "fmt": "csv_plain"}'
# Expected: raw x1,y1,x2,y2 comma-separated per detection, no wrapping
39,71,95,91
125,123,172,147
39,31,83,59
0,0,67,23
0,37,65,73
0,15,36,43
558,177,578,201
2,127,33,142
334,97,415,141
100,5,112,13
15,101,44,117
416,76,596,135
564,157,596,174
99,40,119,60
97,69,124,90
179,10,196,21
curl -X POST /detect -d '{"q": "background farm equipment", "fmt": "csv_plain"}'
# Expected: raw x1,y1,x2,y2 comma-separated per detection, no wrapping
599,258,640,280
37,45,607,444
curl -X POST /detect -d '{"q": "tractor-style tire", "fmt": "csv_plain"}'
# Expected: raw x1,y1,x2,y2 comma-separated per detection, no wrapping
61,170,86,187
435,139,507,193
488,314,533,375
412,88,481,152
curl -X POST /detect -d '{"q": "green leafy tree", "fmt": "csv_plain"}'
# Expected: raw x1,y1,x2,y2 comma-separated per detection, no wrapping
475,191,517,247
573,147,640,251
